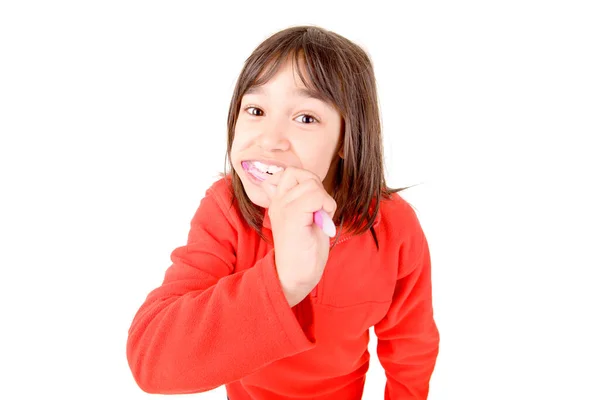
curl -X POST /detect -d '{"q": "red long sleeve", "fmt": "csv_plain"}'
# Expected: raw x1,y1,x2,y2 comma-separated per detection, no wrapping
126,185,316,394
374,215,440,399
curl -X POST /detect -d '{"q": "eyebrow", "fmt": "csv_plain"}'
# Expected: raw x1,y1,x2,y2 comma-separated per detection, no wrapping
244,86,327,102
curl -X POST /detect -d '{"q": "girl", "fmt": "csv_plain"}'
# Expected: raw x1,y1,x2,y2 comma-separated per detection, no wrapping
127,25,439,399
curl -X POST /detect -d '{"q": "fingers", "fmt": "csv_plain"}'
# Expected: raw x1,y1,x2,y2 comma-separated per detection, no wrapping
279,179,337,219
286,188,336,226
281,179,327,209
320,192,337,218
261,167,337,222
260,167,321,201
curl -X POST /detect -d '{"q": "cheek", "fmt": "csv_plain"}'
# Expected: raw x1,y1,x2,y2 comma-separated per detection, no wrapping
231,126,253,155
230,138,240,158
230,134,245,161
297,140,337,180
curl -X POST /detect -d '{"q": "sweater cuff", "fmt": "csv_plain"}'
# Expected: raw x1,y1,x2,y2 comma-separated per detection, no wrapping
257,250,317,351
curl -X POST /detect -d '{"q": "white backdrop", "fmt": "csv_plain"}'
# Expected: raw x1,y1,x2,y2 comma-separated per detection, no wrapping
1,1,599,399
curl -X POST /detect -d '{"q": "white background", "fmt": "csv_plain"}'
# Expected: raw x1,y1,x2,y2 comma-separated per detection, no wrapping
1,1,599,399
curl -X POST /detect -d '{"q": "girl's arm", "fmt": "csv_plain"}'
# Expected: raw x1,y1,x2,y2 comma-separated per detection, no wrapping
126,183,316,394
374,207,440,399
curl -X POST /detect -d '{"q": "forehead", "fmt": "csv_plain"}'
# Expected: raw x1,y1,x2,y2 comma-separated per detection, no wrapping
244,85,327,103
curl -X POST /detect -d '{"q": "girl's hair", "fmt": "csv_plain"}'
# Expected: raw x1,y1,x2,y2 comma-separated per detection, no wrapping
223,25,413,248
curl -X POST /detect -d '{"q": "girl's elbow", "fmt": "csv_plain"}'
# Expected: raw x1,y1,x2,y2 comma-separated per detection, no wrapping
126,333,162,394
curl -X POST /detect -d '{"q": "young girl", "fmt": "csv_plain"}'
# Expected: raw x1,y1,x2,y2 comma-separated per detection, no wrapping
127,25,439,399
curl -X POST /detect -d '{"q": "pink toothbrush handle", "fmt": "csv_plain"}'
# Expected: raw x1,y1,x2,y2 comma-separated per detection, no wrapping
313,209,336,237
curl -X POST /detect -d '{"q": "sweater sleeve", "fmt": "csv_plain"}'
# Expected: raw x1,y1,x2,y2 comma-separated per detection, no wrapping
374,210,440,399
126,184,316,394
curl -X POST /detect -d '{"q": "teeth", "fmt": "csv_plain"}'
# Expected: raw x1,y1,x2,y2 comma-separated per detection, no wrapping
252,161,284,174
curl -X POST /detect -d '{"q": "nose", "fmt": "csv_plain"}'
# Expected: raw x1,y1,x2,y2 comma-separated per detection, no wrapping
257,117,290,152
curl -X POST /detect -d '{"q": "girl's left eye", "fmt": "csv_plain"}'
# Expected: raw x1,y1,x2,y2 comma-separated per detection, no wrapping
244,106,318,124
295,114,318,124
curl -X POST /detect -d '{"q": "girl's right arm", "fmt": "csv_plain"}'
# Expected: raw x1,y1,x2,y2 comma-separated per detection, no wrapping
126,182,317,394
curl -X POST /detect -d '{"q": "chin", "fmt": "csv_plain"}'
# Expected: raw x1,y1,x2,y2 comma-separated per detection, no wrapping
246,189,270,209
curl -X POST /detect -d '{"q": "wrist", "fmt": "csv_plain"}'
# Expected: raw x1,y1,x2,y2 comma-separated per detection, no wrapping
280,280,310,307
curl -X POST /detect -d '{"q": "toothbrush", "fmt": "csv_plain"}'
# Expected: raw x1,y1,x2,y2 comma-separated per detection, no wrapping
313,209,336,238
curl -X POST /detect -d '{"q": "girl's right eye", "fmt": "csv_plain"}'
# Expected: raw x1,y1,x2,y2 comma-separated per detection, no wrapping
245,106,263,116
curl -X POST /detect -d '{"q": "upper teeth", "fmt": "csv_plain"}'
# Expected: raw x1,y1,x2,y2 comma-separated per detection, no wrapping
251,161,284,174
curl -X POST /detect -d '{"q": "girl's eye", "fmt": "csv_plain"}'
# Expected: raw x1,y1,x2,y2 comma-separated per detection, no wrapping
295,114,318,124
245,106,264,117
244,106,318,124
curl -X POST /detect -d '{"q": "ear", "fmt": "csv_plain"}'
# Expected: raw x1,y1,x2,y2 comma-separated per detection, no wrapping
336,120,345,159
337,134,345,159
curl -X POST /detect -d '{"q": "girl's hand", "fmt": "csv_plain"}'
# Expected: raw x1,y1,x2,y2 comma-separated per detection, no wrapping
261,167,337,307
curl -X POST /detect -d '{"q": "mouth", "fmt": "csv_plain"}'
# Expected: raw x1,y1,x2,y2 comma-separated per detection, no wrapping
241,160,286,182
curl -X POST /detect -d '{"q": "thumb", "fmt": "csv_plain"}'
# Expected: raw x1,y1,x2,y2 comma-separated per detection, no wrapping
322,196,337,220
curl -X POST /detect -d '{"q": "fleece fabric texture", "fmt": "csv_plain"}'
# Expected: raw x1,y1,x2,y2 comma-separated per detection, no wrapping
127,175,439,399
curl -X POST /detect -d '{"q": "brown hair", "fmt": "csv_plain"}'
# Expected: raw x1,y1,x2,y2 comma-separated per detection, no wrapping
222,25,415,249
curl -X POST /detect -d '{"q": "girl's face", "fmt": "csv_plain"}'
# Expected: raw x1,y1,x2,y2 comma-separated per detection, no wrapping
231,58,343,209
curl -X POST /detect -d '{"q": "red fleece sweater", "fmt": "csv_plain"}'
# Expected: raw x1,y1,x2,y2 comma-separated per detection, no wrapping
127,175,439,399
